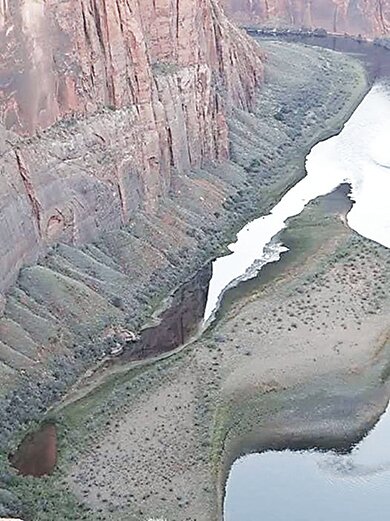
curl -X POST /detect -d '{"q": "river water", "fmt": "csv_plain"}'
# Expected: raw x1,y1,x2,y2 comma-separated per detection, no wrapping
204,82,390,321
219,39,390,521
11,38,390,507
225,401,390,521
204,37,390,316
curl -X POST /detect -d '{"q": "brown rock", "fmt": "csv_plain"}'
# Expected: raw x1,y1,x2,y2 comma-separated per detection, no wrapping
0,0,264,292
222,0,390,37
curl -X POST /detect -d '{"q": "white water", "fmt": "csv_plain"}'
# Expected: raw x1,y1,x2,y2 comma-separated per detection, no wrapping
204,83,390,322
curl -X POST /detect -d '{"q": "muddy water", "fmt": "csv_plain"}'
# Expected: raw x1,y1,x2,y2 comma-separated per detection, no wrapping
124,262,212,361
9,266,212,477
11,37,390,486
253,33,390,80
9,423,57,477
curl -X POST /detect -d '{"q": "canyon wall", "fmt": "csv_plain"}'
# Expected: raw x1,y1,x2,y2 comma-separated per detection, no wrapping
0,0,264,295
222,0,390,36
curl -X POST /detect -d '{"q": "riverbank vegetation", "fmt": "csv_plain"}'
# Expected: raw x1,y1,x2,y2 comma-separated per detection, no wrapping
0,40,371,520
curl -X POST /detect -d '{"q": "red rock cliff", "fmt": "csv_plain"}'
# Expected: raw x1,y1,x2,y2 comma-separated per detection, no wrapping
222,0,390,36
0,0,264,293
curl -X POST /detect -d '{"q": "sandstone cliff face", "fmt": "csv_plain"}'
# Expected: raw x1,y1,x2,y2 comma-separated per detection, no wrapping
0,0,264,293
222,0,390,36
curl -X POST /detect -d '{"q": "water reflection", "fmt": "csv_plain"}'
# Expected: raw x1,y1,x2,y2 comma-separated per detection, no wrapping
225,403,390,521
204,77,390,322
225,449,390,521
221,38,390,520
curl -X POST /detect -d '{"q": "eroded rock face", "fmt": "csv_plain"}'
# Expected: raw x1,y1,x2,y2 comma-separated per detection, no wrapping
222,0,390,36
0,0,264,292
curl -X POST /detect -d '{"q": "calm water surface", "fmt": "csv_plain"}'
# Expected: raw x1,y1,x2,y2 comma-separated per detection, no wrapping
204,82,390,321
221,40,390,521
225,403,390,521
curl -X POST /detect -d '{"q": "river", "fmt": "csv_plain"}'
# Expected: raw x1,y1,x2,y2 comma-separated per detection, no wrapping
221,39,390,521
204,81,390,321
9,37,390,519
225,401,390,521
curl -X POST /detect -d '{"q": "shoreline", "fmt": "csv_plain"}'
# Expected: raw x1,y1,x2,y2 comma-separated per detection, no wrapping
44,39,370,425
244,25,372,41
0,41,374,521
221,377,390,519
214,190,390,518
63,186,390,521
3,36,369,436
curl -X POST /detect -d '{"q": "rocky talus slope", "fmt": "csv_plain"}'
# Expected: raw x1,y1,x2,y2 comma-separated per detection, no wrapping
0,0,263,295
0,32,369,521
0,0,265,443
223,0,390,36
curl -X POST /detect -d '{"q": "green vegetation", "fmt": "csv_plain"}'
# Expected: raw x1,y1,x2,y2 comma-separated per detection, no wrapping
0,41,370,519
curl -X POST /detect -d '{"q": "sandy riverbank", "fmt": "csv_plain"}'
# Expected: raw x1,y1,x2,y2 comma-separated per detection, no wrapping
61,187,390,521
0,41,376,521
0,38,368,448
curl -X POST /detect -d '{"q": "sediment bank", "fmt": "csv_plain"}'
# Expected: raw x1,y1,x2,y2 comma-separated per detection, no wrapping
0,40,372,520
63,187,390,521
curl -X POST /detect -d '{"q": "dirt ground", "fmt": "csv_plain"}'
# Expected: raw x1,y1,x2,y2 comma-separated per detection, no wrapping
65,190,390,521
3,41,379,521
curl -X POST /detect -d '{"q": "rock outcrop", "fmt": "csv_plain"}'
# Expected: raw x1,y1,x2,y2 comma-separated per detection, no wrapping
222,0,390,36
0,0,264,294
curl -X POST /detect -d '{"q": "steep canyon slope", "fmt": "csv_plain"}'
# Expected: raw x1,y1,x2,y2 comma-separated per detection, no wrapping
222,0,390,36
0,39,371,520
0,0,263,295
0,8,372,515
0,0,268,448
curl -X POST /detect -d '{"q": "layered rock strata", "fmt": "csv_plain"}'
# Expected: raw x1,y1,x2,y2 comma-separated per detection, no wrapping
0,0,264,294
0,41,367,449
222,0,390,36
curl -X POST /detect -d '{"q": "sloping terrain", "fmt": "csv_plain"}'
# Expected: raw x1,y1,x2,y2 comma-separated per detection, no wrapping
0,0,264,296
0,40,370,520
